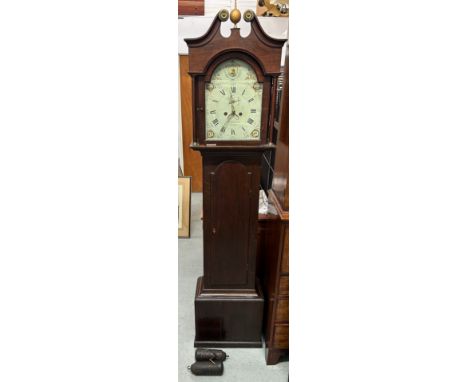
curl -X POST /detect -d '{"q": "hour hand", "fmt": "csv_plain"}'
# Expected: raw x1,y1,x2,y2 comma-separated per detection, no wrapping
220,113,233,133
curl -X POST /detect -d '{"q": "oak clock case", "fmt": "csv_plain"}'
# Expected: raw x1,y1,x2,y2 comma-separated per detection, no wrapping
185,11,286,348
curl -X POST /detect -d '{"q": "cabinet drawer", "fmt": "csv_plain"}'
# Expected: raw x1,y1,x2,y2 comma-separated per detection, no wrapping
276,298,289,322
280,227,289,273
272,324,289,349
278,276,289,296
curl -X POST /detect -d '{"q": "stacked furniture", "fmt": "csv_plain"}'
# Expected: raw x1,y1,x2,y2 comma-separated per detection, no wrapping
257,44,289,365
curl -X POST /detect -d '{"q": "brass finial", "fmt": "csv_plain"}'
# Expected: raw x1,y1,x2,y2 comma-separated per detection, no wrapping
230,0,241,27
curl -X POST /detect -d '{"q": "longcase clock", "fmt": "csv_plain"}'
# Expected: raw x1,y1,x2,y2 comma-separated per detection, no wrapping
185,9,286,347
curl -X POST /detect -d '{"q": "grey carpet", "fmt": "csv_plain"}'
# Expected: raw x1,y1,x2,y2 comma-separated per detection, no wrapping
178,192,289,381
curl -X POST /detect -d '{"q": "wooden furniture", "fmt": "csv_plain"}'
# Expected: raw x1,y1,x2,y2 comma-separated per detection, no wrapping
258,195,289,364
258,44,289,364
178,0,204,16
260,58,285,192
180,55,203,192
185,10,286,347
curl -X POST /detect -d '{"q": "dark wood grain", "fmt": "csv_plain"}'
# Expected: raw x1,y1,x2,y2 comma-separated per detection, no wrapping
271,44,289,209
187,14,286,348
278,276,289,296
257,217,289,363
257,44,289,365
276,298,289,322
194,277,264,347
280,225,289,273
202,153,261,290
266,348,284,365
272,324,289,348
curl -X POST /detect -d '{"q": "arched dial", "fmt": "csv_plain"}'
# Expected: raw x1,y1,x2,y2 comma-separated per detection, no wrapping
205,59,263,141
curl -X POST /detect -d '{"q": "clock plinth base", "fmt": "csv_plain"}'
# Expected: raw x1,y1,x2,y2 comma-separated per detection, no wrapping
194,277,264,348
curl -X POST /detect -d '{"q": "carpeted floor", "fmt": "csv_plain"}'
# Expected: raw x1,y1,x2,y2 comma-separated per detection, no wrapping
178,192,289,381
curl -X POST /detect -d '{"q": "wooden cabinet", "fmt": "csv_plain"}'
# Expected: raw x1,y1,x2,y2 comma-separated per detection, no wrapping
257,43,289,365
179,55,203,192
257,207,289,364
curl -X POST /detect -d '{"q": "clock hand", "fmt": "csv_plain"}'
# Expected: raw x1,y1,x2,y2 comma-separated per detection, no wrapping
230,101,236,115
229,95,240,119
220,113,234,133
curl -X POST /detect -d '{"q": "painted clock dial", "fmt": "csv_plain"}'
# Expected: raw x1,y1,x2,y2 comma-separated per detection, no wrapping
205,59,263,141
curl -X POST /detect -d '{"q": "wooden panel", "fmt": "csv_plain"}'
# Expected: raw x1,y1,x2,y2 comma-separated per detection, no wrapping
278,276,288,296
180,55,202,192
178,0,204,16
202,151,262,292
272,324,289,348
208,161,251,287
275,298,289,322
280,226,289,273
256,217,289,364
